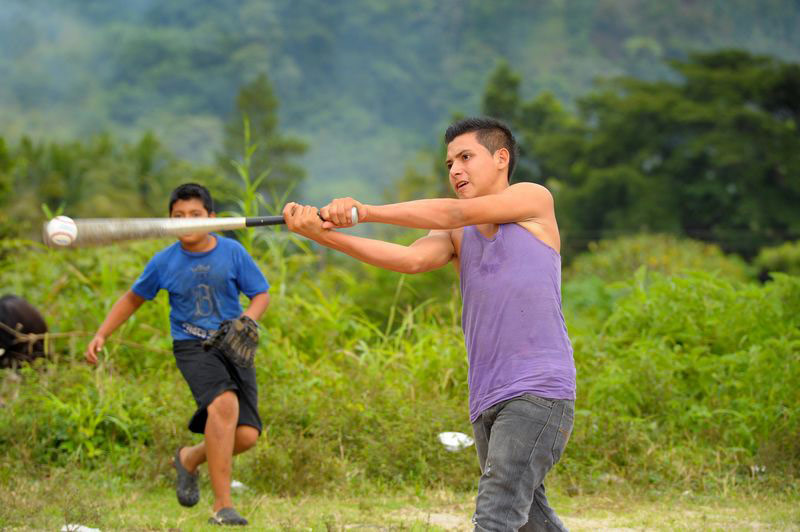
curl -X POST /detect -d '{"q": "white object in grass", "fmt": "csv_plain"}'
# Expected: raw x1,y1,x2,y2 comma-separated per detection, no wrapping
437,431,474,452
61,525,101,532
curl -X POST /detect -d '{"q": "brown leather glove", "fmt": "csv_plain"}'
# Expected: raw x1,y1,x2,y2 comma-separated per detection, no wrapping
203,315,259,368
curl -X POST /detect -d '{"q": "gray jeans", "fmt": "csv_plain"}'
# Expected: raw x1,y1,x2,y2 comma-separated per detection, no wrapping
472,394,574,532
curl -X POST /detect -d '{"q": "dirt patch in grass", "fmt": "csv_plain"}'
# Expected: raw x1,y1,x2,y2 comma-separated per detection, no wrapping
389,508,471,530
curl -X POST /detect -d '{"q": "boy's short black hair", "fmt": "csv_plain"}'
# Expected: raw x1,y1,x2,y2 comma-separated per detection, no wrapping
168,183,214,214
444,117,518,180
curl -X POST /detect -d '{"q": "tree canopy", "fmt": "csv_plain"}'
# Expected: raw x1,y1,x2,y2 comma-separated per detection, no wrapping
481,51,800,257
220,74,307,202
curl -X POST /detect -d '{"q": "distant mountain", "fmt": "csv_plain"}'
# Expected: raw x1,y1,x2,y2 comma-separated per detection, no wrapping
2,0,799,203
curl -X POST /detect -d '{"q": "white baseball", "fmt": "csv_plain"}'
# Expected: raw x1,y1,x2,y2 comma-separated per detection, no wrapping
47,216,78,247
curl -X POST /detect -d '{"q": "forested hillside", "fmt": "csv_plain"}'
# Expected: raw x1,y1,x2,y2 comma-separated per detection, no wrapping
2,0,800,203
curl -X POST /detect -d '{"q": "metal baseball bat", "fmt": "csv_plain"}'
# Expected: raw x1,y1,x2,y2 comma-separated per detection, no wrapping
43,207,358,248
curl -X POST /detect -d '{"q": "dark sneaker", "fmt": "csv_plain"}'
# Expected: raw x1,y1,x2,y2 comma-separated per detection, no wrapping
208,507,248,526
173,447,199,507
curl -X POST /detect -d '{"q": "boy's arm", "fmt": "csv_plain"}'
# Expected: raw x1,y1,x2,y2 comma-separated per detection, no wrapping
283,204,455,274
86,289,145,364
321,182,554,230
242,292,270,322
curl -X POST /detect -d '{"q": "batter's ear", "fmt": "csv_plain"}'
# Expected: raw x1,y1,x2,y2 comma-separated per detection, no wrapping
494,147,510,170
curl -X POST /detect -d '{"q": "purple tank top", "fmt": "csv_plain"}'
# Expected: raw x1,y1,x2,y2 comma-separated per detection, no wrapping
460,223,576,422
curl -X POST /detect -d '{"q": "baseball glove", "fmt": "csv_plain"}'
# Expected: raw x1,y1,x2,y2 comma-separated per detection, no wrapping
203,315,259,368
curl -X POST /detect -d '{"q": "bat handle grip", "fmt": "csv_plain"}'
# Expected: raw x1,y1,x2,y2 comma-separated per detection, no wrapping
317,206,359,225
245,215,289,227
247,207,359,227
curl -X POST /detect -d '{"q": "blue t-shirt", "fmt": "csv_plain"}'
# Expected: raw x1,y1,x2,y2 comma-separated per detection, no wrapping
132,234,269,341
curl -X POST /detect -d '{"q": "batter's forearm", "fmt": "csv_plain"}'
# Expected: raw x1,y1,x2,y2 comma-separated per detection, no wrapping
362,185,553,229
317,231,425,274
367,199,465,230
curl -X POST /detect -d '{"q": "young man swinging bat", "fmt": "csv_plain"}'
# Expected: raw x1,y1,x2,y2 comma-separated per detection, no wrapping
284,117,576,531
86,183,269,526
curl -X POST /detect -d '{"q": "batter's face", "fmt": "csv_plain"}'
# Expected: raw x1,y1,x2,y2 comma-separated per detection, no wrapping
170,198,216,247
445,132,509,199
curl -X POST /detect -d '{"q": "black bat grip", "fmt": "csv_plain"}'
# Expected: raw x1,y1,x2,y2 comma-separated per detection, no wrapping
243,213,327,227
244,216,288,227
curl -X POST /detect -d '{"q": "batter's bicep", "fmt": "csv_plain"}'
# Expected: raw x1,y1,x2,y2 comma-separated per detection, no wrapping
458,182,555,225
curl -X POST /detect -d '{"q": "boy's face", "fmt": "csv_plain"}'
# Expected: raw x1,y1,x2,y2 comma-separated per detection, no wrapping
170,197,215,246
445,132,508,199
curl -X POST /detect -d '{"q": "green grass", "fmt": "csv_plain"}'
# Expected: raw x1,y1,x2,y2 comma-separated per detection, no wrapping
0,469,797,531
2,230,799,530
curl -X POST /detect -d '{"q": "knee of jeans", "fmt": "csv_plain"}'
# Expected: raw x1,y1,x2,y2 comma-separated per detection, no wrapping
472,514,491,532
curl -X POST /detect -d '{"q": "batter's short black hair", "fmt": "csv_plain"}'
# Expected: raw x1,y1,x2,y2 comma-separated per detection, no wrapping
168,183,214,214
444,117,518,180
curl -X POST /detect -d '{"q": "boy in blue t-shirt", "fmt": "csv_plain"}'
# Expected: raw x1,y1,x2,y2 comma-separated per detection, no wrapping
86,183,269,526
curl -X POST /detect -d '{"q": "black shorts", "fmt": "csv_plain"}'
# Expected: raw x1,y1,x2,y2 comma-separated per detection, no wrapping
173,339,262,435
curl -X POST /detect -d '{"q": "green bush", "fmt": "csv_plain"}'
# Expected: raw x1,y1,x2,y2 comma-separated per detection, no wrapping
0,237,476,493
2,233,798,495
569,270,800,489
565,234,750,282
755,240,800,278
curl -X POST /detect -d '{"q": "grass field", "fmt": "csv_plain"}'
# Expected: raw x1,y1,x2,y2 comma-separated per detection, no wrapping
1,468,798,531
2,234,798,531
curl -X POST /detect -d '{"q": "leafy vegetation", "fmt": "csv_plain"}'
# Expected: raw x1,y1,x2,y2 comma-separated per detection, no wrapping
564,234,750,282
4,21,799,256
2,228,797,498
569,270,800,491
2,127,798,499
481,51,800,257
1,3,798,526
755,240,800,278
2,1,799,201
220,74,308,203
0,133,229,241
0,77,296,242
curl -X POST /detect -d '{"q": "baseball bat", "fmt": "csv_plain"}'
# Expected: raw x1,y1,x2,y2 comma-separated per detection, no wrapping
43,207,358,248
